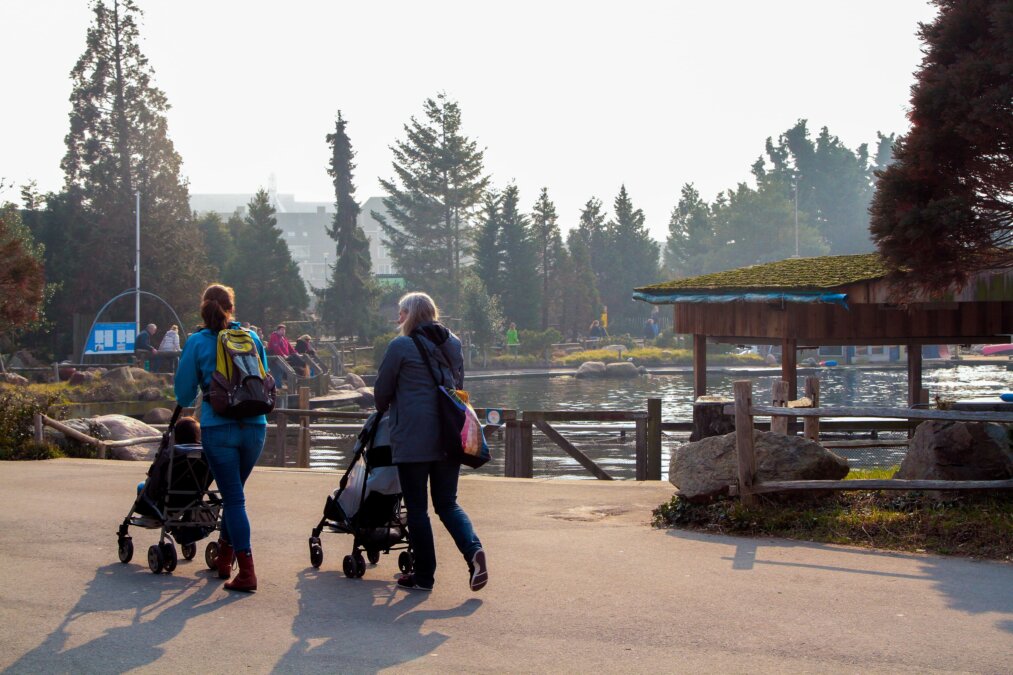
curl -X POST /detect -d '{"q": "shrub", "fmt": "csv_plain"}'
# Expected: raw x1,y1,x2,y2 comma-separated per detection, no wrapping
485,354,541,369
517,328,562,358
0,384,62,460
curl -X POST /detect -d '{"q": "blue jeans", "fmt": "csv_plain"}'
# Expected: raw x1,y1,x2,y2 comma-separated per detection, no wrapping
397,461,482,588
201,422,266,552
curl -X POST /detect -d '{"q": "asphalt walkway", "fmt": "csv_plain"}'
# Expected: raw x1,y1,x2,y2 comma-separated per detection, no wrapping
1,459,1011,673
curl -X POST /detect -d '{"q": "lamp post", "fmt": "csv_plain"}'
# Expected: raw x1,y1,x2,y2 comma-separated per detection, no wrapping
135,191,141,334
791,177,799,258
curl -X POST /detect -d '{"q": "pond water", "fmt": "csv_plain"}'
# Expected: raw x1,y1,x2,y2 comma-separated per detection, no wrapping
278,364,1013,480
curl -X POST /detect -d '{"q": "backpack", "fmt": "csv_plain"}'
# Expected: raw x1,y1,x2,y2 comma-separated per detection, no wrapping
207,328,277,418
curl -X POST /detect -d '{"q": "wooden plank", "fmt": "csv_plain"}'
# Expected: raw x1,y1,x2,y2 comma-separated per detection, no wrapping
104,436,162,448
803,376,820,441
822,440,908,449
749,479,1013,493
276,413,288,467
733,381,757,505
33,413,43,444
297,387,311,468
276,408,371,420
634,417,648,480
646,398,662,480
693,334,706,399
533,420,613,480
907,343,923,407
741,405,1013,423
781,337,797,400
770,381,789,435
522,410,647,422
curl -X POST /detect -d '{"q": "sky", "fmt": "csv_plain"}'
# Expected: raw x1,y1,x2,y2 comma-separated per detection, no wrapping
1,0,938,241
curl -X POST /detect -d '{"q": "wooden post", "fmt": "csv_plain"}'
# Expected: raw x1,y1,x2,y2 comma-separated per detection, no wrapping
33,413,44,444
781,338,797,401
803,376,820,441
297,386,311,468
276,413,289,467
634,416,649,480
692,334,707,399
907,343,923,408
770,380,789,435
645,398,662,480
733,380,757,506
504,419,533,478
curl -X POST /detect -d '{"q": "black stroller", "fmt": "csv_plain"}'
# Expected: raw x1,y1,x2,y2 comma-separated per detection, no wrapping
308,412,413,578
116,406,222,574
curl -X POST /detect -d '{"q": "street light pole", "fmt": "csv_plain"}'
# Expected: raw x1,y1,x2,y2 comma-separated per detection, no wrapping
135,191,141,335
792,177,799,258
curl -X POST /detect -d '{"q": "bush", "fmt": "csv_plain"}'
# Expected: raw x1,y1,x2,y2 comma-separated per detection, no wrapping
517,328,562,358
485,354,541,369
0,441,63,461
0,385,62,460
372,331,398,370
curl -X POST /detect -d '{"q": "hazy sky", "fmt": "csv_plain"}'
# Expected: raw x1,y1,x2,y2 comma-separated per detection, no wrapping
2,0,937,241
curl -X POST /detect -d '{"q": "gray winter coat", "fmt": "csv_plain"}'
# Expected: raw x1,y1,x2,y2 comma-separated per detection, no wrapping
373,323,465,464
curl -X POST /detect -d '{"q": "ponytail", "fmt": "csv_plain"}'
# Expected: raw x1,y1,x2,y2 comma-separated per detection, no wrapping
200,284,235,332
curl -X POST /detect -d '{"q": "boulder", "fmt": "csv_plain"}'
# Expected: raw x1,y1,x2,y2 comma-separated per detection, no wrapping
355,387,375,407
68,370,99,386
574,361,606,379
331,383,354,391
669,430,849,503
896,421,1013,482
604,362,640,378
104,366,154,384
93,414,161,461
58,365,77,381
143,407,173,424
345,372,366,389
602,344,627,353
137,387,164,401
0,372,30,386
48,417,111,456
9,350,45,368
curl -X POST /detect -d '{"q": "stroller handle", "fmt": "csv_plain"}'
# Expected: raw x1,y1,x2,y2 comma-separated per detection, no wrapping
167,404,184,434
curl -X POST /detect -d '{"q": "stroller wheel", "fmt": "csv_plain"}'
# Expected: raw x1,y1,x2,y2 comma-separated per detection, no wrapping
160,543,178,573
309,540,323,569
147,544,165,574
181,542,197,561
342,555,357,578
398,551,414,573
117,538,134,564
367,550,380,565
354,553,366,578
204,541,219,570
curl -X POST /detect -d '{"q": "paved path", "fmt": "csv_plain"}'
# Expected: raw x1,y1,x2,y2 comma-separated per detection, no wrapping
1,459,1011,673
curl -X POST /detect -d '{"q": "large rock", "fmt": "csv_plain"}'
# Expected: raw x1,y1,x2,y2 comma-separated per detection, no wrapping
345,372,366,389
0,372,30,386
355,387,375,407
896,421,1013,481
574,361,606,379
93,414,162,461
604,362,640,378
143,407,173,424
137,387,164,401
104,366,154,384
68,370,99,386
669,430,849,502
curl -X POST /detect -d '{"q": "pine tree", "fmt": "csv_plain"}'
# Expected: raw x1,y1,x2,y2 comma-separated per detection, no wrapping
321,112,377,342
663,183,714,279
196,212,234,277
375,94,488,314
61,0,209,320
602,186,660,323
531,188,564,329
497,185,540,328
226,189,308,328
459,274,504,366
560,228,600,340
870,0,1013,292
472,191,503,301
577,197,609,297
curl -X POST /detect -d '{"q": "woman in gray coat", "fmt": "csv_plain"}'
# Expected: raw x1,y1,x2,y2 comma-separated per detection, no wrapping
374,292,488,593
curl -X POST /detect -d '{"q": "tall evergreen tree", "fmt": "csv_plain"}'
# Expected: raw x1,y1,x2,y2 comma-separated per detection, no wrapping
602,186,660,323
459,273,504,366
531,188,564,329
497,185,540,328
375,94,488,314
61,0,208,320
663,183,713,279
870,0,1013,292
560,227,600,340
321,112,377,342
472,191,503,301
576,197,609,298
227,189,308,328
196,211,234,277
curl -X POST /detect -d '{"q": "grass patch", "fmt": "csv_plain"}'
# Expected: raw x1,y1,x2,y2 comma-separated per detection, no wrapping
653,482,1013,561
557,347,765,367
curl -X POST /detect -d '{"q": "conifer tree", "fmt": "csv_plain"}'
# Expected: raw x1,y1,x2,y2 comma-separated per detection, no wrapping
375,94,488,314
227,189,308,328
459,274,504,366
196,212,234,277
61,0,208,319
602,186,660,323
321,112,377,342
497,185,540,327
531,188,564,329
560,228,600,340
577,197,609,296
473,191,503,301
663,183,713,279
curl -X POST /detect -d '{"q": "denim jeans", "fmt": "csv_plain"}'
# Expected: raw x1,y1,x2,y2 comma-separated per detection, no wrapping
201,422,266,552
397,460,482,588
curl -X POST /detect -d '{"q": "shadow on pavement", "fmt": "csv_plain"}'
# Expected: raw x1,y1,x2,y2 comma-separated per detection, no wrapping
665,529,1013,634
274,567,481,672
6,562,242,673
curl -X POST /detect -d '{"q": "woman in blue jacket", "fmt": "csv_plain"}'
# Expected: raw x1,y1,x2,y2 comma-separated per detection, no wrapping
175,283,268,592
374,292,488,593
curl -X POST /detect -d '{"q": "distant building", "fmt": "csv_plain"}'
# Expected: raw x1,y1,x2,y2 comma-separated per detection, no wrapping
189,192,396,293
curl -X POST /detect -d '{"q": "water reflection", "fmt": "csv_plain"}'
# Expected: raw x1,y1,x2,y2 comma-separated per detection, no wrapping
268,365,1012,480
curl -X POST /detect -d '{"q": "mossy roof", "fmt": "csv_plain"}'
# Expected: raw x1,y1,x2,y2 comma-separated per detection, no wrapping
637,253,890,294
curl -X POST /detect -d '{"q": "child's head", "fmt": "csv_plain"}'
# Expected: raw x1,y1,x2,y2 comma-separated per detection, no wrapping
174,416,201,445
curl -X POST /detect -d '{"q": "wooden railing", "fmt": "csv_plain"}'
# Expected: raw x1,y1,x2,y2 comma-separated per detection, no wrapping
33,413,161,459
726,379,1013,505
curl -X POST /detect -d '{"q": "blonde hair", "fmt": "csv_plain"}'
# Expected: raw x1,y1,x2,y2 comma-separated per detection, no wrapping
398,292,438,336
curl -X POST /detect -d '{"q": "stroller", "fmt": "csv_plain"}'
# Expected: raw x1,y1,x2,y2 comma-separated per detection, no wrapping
116,406,222,574
308,412,413,578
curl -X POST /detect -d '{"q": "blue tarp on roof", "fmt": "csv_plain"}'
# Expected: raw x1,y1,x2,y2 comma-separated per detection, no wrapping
632,291,850,309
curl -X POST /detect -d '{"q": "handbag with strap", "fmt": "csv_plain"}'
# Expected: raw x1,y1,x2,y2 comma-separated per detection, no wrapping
408,333,490,468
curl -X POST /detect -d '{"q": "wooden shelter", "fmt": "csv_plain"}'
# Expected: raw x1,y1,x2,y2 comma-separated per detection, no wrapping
634,253,1013,405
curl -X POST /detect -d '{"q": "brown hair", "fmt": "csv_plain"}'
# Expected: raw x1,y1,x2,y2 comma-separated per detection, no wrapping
200,283,235,332
174,416,201,445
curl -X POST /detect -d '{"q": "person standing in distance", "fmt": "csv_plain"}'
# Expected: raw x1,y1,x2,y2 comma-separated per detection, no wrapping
174,284,268,592
374,292,488,593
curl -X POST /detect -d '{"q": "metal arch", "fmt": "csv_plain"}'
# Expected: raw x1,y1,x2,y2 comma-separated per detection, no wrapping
80,289,189,362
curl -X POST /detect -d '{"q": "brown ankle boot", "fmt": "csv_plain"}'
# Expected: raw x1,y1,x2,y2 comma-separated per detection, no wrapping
216,540,234,580
224,550,257,592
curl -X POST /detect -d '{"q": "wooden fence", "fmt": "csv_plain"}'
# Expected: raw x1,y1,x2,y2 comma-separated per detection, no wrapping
726,379,1013,505
33,413,161,459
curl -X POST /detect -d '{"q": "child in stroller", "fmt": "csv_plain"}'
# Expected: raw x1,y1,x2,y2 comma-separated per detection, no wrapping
308,411,413,578
116,406,222,574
